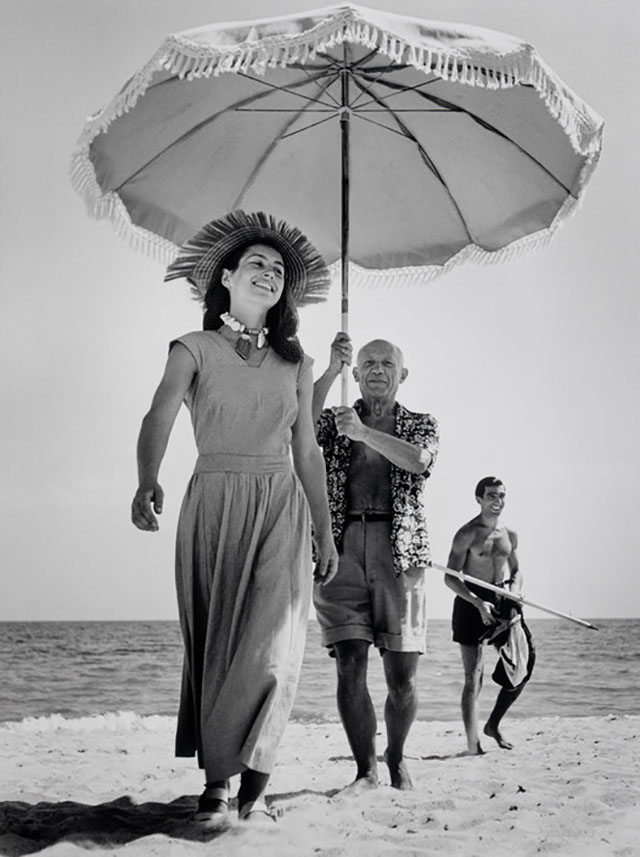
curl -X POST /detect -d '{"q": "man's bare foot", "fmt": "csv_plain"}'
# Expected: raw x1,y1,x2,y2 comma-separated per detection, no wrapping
383,749,413,790
484,722,513,749
335,773,378,797
460,739,485,756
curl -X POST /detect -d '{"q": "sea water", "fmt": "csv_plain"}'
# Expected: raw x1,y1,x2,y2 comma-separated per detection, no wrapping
1,619,638,725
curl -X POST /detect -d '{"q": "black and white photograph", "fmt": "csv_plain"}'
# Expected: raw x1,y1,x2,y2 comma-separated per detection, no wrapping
1,1,638,854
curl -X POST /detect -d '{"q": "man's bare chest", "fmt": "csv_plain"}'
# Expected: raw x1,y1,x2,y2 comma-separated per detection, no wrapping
470,528,512,560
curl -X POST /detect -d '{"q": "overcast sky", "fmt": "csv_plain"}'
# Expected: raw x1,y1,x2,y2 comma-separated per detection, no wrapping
1,0,638,622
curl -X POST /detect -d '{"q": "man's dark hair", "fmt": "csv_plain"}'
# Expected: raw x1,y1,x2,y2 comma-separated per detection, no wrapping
475,476,504,500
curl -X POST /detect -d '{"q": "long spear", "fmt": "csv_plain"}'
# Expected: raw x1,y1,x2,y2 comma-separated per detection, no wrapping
430,563,599,631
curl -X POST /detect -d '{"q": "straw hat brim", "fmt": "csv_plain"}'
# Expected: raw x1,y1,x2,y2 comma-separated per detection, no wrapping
164,211,331,306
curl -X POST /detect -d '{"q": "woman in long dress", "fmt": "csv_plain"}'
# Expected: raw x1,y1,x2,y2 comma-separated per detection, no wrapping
131,211,338,824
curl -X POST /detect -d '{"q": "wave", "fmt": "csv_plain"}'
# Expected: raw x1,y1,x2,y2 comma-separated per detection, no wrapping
0,710,176,735
2,710,635,738
0,709,341,733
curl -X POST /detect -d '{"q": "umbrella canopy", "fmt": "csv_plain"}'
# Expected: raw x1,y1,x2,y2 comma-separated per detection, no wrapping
71,3,603,291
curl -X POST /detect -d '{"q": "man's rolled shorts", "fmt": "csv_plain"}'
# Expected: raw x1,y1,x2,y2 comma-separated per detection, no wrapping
313,518,427,653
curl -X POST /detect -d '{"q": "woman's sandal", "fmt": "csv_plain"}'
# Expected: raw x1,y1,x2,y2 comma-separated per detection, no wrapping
194,785,229,826
237,799,278,823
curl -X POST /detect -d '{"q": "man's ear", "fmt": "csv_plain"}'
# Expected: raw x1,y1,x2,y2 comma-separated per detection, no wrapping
400,368,409,384
352,366,360,382
221,269,232,290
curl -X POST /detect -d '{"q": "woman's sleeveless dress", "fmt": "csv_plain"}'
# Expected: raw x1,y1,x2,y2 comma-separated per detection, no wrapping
172,330,313,778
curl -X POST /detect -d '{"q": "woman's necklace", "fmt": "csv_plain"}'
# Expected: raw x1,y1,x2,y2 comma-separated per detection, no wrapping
220,312,269,360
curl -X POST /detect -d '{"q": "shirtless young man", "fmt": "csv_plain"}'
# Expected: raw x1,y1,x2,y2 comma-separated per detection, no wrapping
312,333,439,793
446,477,533,755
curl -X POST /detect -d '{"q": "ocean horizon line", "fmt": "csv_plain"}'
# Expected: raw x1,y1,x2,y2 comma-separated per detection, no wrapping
1,615,632,623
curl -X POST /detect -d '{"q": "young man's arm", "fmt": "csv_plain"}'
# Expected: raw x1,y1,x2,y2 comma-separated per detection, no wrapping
445,527,496,625
506,530,523,594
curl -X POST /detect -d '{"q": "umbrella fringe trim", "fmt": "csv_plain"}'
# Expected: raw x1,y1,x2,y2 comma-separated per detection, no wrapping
72,8,602,161
70,145,179,264
70,140,600,290
334,146,601,290
337,232,556,290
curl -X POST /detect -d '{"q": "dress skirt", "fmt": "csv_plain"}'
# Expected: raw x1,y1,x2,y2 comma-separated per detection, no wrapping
174,452,312,778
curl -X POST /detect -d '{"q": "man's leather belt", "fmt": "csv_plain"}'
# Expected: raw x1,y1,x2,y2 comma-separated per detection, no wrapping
346,511,393,522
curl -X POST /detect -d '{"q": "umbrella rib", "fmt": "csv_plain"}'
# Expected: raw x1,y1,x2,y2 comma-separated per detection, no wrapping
350,63,393,110
111,72,339,192
356,108,455,113
288,62,342,107
306,47,380,74
311,51,436,111
353,112,424,138
235,108,335,112
364,74,573,195
350,76,475,244
236,107,454,114
349,47,384,68
236,69,339,109
349,64,440,110
230,76,339,209
352,110,449,182
350,74,446,111
279,113,337,139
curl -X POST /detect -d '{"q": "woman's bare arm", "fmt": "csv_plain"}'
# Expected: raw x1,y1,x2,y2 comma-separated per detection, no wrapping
131,343,197,531
291,368,338,584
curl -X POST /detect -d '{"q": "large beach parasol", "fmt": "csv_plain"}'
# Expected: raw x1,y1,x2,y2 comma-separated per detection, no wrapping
71,4,603,396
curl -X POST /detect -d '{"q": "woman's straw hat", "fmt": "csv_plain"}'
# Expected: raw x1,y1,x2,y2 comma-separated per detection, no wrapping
165,210,331,306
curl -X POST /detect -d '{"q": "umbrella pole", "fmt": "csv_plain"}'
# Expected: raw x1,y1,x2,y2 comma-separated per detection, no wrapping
340,46,350,406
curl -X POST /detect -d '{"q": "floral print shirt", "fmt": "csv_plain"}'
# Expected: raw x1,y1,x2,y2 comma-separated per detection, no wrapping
317,400,439,575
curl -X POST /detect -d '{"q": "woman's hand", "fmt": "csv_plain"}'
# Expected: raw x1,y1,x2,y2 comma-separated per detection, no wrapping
313,531,339,586
131,483,164,531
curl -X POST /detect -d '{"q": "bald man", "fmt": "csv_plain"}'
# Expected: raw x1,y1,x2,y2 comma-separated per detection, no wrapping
312,333,439,793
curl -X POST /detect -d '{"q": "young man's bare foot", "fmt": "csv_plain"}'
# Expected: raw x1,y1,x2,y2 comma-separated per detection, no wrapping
383,749,413,790
335,773,378,798
484,721,513,749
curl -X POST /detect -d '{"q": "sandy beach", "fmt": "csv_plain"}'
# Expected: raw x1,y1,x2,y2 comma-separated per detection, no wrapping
1,713,638,856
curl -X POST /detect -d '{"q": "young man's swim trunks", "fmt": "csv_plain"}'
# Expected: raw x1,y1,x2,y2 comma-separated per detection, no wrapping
451,588,536,688
451,583,498,645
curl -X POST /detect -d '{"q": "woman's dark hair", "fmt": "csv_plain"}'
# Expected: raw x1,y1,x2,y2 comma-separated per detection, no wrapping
202,241,303,363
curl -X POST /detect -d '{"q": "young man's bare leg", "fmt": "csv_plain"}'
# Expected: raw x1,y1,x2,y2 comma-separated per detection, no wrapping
460,644,485,755
484,684,525,749
334,639,378,793
382,650,419,789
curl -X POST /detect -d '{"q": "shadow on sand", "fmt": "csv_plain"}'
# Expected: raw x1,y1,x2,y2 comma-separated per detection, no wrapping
0,794,218,855
0,788,334,855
